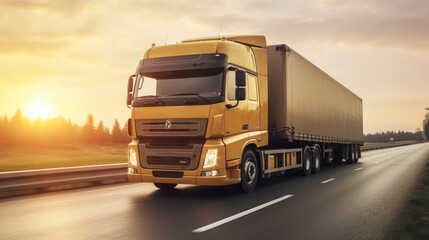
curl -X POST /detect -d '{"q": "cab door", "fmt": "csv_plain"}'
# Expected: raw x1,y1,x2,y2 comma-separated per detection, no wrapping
224,70,248,136
247,74,260,132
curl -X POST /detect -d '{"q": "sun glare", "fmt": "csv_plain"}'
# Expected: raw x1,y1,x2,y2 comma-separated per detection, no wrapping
27,103,54,119
25,98,55,119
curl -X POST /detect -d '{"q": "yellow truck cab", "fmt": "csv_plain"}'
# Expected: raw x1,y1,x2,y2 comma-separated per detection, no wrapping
126,35,363,192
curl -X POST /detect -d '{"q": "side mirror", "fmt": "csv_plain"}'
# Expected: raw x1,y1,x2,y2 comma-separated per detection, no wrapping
235,70,246,87
127,92,133,108
226,70,247,109
235,88,246,101
127,75,136,108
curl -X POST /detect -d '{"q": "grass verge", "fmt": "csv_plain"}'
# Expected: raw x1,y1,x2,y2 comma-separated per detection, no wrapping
0,144,127,172
401,158,429,239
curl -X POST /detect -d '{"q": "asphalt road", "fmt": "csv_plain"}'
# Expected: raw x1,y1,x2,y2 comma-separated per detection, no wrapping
1,143,428,240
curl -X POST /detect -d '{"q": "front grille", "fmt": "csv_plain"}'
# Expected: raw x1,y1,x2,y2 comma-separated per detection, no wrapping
135,119,208,137
136,119,207,170
138,137,204,170
147,156,191,166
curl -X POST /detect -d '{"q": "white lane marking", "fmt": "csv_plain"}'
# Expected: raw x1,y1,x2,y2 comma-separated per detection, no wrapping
321,178,335,184
192,194,294,233
355,167,363,171
375,161,380,164
388,156,392,159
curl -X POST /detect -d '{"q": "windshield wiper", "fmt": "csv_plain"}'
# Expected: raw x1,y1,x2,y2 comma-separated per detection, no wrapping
167,93,210,104
135,95,165,105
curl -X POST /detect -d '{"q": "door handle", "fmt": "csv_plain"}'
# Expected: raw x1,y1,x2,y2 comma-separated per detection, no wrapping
242,124,248,130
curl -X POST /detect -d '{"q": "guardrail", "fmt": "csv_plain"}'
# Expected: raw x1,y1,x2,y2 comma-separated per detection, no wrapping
0,142,423,197
0,163,127,197
360,142,421,152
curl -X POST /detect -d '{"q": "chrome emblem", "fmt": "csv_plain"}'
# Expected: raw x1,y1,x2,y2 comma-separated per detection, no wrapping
165,120,172,129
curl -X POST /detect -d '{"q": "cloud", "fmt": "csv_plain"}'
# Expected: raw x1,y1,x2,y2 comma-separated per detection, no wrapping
0,40,66,54
134,0,429,53
317,0,429,17
262,14,429,51
0,0,89,15
0,22,99,55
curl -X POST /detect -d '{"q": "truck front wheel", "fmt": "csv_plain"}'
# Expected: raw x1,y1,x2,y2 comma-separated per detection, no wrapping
154,183,177,191
237,150,258,193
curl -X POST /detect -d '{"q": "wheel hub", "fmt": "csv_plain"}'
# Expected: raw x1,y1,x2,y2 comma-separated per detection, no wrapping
306,156,311,170
245,159,256,184
315,154,320,168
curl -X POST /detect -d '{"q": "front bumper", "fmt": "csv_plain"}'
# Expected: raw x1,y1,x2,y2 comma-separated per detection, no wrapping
128,165,241,186
127,138,241,186
128,168,238,186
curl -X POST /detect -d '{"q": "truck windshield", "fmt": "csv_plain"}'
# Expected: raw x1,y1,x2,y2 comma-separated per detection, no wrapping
134,68,224,99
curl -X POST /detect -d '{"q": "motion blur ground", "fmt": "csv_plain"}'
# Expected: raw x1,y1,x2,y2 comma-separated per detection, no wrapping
0,143,427,240
400,153,429,240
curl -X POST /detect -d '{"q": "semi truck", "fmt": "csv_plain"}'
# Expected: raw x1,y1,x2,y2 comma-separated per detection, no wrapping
126,35,363,192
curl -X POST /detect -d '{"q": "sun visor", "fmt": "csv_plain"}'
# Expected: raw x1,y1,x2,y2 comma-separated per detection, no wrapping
137,53,228,74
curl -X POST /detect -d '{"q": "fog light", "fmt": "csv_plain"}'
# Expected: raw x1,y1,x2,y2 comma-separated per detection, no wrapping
128,168,138,174
201,170,219,176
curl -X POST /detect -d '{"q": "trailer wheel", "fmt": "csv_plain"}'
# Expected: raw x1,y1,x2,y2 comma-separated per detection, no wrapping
356,145,361,162
154,183,177,191
346,144,354,164
312,146,321,174
237,150,258,193
353,144,359,163
302,147,312,176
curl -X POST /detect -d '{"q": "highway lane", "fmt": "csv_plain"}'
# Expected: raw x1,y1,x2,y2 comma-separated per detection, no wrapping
0,143,428,240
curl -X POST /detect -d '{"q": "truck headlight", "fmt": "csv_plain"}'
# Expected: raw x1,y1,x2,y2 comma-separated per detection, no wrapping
129,148,137,166
203,149,217,168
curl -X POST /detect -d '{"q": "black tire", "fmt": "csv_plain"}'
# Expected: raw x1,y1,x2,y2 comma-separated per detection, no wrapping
302,146,312,176
356,145,361,162
237,150,258,193
312,146,321,174
154,183,177,191
358,145,362,158
346,144,354,164
353,144,359,163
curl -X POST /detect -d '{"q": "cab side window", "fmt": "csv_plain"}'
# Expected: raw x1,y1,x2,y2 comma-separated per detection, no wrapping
227,71,237,101
248,75,258,101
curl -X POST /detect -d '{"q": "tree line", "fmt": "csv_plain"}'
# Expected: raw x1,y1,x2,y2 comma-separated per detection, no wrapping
0,109,129,145
1,109,428,145
364,129,425,142
365,113,429,142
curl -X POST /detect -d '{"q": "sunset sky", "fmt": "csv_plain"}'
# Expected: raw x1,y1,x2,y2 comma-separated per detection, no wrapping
0,0,428,133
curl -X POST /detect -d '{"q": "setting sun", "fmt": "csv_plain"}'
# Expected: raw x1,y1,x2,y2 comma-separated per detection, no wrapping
24,99,55,119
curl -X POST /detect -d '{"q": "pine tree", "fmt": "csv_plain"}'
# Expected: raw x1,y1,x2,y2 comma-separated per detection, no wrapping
9,109,23,144
64,118,78,143
121,121,130,143
82,114,96,143
111,119,122,143
423,113,429,140
415,128,424,141
96,120,110,143
0,115,5,144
